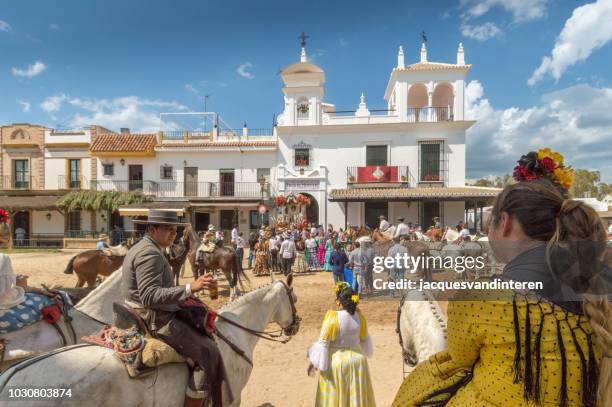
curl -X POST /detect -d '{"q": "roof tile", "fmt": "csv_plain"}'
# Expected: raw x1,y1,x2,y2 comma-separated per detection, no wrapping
90,133,157,153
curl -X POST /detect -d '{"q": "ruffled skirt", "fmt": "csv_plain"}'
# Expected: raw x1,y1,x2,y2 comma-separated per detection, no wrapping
315,346,376,407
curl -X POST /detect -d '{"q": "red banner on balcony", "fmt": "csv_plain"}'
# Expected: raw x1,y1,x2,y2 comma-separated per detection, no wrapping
356,166,398,183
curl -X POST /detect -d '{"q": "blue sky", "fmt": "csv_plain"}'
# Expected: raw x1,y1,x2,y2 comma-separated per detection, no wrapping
1,0,612,180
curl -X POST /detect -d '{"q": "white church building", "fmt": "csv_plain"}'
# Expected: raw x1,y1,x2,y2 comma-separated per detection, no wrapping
274,42,497,230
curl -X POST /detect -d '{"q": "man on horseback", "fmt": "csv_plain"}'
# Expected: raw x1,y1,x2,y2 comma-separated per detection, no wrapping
378,215,390,232
195,225,216,264
122,210,227,407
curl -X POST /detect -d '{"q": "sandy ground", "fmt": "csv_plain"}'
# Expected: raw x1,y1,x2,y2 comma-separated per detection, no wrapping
6,249,406,407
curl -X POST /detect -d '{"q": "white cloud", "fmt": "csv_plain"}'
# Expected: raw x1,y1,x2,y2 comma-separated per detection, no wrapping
460,22,502,41
460,0,548,23
40,93,67,113
237,63,254,79
0,20,10,32
466,81,612,182
12,61,47,78
67,96,188,133
17,100,31,113
49,23,60,30
528,0,612,86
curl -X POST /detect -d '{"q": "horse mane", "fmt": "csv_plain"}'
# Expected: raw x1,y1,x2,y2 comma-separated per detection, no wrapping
218,280,282,312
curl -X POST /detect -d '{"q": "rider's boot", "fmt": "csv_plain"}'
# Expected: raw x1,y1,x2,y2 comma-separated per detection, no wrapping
184,395,204,407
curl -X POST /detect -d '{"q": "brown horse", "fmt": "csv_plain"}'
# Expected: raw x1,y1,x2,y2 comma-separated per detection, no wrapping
168,226,192,286
186,230,248,298
63,244,128,287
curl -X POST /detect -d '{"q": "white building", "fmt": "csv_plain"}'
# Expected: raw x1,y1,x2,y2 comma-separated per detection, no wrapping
275,43,497,229
1,40,499,245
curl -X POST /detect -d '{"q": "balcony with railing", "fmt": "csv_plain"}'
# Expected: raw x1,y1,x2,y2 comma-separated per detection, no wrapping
58,175,89,190
159,127,275,144
0,175,42,190
92,180,270,199
346,166,415,187
407,106,453,123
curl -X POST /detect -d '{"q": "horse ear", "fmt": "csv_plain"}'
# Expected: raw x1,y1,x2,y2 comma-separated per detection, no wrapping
286,273,293,287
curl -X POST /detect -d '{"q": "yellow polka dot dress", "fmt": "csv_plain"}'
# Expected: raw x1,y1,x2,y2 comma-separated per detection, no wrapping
392,290,601,407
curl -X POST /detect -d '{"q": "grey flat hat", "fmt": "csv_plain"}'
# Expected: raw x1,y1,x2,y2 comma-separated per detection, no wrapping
133,210,189,225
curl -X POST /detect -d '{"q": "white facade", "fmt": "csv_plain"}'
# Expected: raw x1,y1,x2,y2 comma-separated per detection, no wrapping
29,42,480,235
274,44,474,228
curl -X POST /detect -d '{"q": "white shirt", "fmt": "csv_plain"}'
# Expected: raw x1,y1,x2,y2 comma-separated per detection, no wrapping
305,238,317,251
379,219,390,232
235,236,245,248
308,310,373,371
231,228,239,242
394,222,409,238
459,228,470,239
280,239,296,259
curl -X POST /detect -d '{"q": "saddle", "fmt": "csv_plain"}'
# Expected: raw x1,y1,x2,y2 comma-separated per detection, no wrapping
81,303,185,377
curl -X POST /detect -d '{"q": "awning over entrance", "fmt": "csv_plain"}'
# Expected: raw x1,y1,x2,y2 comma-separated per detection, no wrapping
329,186,501,202
118,201,189,217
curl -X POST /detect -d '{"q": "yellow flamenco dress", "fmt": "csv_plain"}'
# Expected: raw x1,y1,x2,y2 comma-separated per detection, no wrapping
309,309,376,407
392,289,602,407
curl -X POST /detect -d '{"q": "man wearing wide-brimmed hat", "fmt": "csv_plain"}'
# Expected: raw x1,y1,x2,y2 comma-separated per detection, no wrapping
378,215,390,232
393,216,409,239
122,210,228,407
96,233,110,251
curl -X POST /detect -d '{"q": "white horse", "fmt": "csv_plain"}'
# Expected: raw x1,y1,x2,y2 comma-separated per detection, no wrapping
396,290,447,369
0,274,299,407
0,272,119,371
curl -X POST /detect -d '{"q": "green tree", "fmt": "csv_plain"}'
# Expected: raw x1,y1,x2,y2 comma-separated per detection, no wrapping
472,178,495,187
57,190,153,212
570,169,601,198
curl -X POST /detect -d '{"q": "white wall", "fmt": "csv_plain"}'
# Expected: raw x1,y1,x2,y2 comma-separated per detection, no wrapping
32,211,64,234
443,201,465,228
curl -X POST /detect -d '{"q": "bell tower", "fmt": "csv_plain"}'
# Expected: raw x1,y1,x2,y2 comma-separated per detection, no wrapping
277,33,325,127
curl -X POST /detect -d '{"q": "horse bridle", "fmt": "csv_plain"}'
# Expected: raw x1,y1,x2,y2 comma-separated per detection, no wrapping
216,280,300,341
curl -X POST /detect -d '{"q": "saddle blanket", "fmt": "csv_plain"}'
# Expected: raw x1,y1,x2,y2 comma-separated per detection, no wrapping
0,293,56,334
82,326,184,378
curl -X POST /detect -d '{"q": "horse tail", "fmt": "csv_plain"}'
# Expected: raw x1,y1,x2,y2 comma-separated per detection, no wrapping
233,252,250,288
64,256,76,274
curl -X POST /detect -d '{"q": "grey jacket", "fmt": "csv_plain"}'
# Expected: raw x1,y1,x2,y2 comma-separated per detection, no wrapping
122,236,190,312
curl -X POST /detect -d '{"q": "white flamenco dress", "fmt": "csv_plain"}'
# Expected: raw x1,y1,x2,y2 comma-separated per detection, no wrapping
308,309,375,407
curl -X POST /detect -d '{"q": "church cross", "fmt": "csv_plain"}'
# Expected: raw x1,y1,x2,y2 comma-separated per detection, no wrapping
298,32,309,48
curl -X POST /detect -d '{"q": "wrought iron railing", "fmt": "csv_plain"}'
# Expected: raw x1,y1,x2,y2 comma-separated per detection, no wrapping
58,175,89,190
0,175,40,190
92,180,268,199
407,106,454,123
92,180,158,194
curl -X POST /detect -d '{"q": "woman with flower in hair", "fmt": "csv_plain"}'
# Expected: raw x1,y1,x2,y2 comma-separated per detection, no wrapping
393,148,611,407
308,282,375,406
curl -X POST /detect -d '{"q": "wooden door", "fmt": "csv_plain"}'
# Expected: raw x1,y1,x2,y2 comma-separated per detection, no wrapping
184,167,198,197
128,165,143,191
220,170,234,196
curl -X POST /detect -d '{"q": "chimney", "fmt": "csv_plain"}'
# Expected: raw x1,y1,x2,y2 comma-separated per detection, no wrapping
120,128,130,134
457,43,465,65
397,46,405,69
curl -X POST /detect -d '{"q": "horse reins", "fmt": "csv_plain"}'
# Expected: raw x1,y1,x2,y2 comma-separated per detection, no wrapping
215,280,300,343
214,280,300,366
